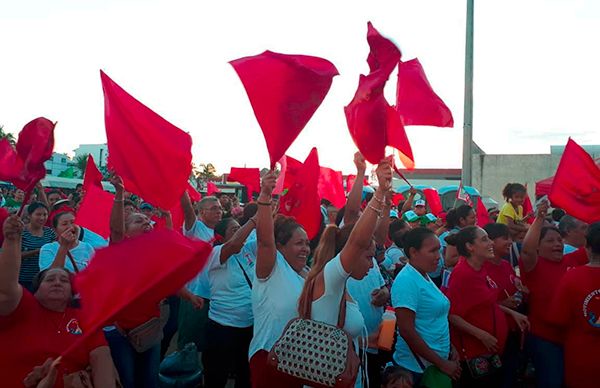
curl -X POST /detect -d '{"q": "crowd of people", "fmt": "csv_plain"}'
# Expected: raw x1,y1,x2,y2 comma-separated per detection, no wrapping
0,153,598,388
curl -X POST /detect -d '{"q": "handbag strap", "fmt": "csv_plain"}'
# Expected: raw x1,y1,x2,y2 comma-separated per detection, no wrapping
234,257,253,289
302,274,347,329
408,346,428,371
66,250,80,273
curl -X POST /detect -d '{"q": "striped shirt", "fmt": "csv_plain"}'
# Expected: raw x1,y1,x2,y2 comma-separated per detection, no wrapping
19,227,56,284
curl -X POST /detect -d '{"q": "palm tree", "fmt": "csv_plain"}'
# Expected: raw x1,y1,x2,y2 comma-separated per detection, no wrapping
73,154,89,178
0,125,16,146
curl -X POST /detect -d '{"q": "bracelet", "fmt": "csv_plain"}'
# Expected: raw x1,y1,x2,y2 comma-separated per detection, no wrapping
372,195,385,204
249,217,257,226
367,204,383,217
257,200,272,206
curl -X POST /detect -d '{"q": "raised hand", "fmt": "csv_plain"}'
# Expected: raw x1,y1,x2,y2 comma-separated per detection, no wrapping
3,215,23,242
259,171,277,198
353,152,366,172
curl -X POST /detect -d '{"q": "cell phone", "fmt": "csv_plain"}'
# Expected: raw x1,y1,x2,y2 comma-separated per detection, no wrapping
535,195,549,212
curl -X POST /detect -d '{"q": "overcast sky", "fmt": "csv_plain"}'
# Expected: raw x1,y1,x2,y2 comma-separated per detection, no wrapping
1,0,598,174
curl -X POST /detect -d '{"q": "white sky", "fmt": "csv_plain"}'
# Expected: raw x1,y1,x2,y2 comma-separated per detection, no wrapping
1,0,599,174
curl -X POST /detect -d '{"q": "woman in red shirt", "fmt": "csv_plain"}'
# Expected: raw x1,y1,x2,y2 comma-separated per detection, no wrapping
520,201,589,388
549,222,600,388
446,226,529,388
0,215,117,387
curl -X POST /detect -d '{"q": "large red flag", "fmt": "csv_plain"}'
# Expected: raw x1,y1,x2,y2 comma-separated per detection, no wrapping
0,118,55,192
279,148,321,239
101,71,192,210
274,155,303,195
549,139,600,224
318,167,345,209
346,174,370,194
476,197,491,227
395,58,454,127
82,155,103,193
228,167,260,202
62,229,212,358
345,23,414,169
230,51,339,168
76,185,114,239
522,190,535,225
423,188,443,216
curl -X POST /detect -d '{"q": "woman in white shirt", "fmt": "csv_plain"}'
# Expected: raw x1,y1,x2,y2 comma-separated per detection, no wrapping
39,210,95,272
202,216,257,388
249,172,310,388
392,227,461,385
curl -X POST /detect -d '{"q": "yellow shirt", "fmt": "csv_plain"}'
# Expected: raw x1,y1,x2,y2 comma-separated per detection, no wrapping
497,202,524,224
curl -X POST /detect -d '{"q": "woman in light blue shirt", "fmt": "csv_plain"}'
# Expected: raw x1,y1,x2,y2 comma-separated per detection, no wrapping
391,228,461,385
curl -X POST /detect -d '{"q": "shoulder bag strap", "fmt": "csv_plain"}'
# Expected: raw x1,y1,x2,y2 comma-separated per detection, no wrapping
336,283,347,329
234,257,253,289
408,346,428,371
65,250,80,273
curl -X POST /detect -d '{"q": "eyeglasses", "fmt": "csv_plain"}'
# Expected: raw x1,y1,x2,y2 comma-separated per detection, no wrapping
202,206,223,212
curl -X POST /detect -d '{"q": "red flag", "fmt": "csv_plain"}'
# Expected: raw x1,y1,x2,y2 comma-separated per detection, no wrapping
345,23,414,169
187,183,202,202
395,58,454,127
0,118,55,191
206,181,218,196
62,229,212,358
392,192,405,207
423,188,443,216
274,155,303,195
522,190,535,225
279,148,321,239
228,167,260,202
101,71,193,210
318,167,345,209
476,197,491,227
76,185,114,239
549,138,600,224
82,155,103,193
457,182,473,207
230,51,339,168
346,174,370,194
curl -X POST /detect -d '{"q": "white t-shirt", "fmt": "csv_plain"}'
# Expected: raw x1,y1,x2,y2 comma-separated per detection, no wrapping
347,258,386,339
81,227,108,249
391,263,450,373
206,240,257,328
249,252,304,359
184,220,215,298
311,254,365,339
39,241,95,273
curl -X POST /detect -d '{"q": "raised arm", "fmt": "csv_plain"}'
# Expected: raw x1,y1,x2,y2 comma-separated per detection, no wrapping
520,200,548,273
340,160,392,274
373,190,392,246
255,172,277,279
401,187,417,214
0,215,24,316
180,191,196,232
35,182,49,208
109,176,125,244
220,217,257,264
343,152,366,226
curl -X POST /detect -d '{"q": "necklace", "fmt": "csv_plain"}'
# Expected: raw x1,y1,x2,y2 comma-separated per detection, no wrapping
49,311,67,334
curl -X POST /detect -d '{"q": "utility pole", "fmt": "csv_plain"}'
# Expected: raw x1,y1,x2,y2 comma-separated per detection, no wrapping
462,0,474,186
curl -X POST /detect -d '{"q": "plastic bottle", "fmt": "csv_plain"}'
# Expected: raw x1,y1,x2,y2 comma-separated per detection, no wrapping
377,307,396,351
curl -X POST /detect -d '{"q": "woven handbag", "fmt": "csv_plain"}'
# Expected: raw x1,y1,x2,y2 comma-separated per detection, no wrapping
267,283,360,388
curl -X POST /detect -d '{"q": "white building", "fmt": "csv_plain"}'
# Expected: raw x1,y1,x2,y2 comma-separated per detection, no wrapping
44,152,71,176
74,143,108,167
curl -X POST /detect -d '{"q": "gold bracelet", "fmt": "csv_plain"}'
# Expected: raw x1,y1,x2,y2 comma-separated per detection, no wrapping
372,195,385,204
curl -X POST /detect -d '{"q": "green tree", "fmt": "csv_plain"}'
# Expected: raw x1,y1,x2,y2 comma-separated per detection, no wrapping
0,125,16,146
73,154,89,178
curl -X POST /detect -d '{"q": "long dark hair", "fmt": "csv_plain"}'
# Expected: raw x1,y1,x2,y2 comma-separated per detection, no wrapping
445,226,480,257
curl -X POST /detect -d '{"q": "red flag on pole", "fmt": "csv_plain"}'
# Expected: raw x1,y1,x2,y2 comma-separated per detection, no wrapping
206,182,218,196
279,148,322,239
61,229,212,358
423,188,443,216
228,167,260,202
82,155,103,193
101,71,193,210
0,117,55,192
230,51,339,169
549,138,600,224
476,197,491,227
318,167,345,209
345,22,414,169
395,58,454,127
76,185,114,239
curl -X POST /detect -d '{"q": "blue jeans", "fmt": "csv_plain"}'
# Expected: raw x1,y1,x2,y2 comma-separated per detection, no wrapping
104,328,160,388
526,334,564,388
